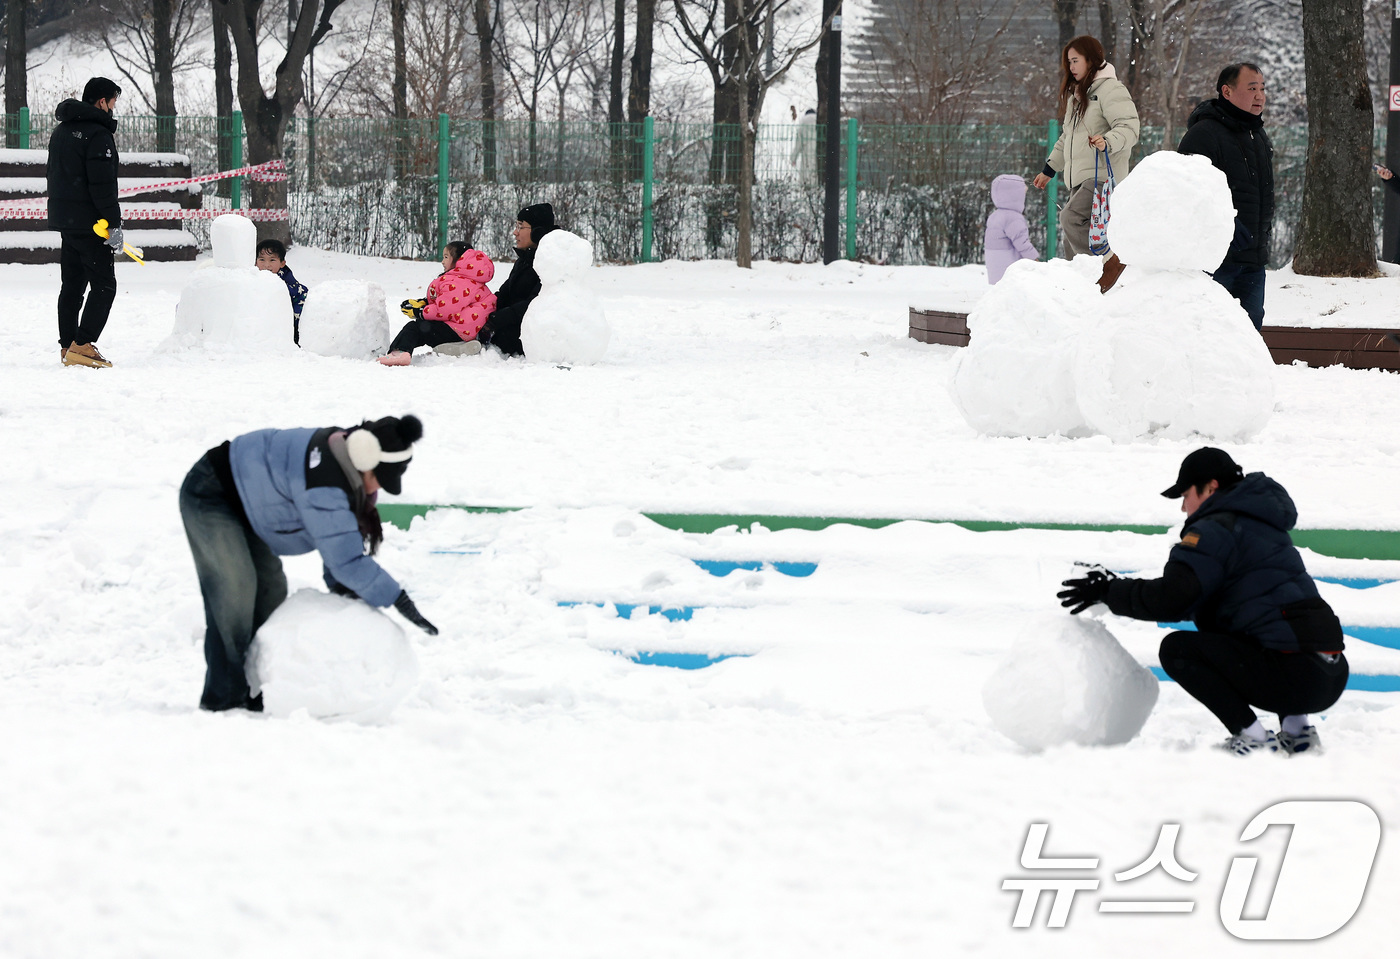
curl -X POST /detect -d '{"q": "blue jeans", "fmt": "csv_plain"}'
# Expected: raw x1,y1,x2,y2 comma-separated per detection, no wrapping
179,455,287,711
1211,262,1266,330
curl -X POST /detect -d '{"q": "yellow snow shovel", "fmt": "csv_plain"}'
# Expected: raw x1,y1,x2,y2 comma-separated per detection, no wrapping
93,219,146,265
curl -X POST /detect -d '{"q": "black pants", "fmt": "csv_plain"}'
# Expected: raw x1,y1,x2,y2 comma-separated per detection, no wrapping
179,455,287,711
57,230,117,348
390,319,461,354
1158,630,1348,734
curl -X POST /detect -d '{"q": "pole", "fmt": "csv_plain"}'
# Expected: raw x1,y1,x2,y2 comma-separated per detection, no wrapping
1045,118,1059,259
822,0,842,264
845,117,858,260
18,106,28,149
230,110,243,210
1384,3,1400,263
641,115,655,263
437,113,450,254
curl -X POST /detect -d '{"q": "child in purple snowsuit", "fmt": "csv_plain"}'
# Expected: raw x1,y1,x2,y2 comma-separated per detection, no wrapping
984,174,1039,284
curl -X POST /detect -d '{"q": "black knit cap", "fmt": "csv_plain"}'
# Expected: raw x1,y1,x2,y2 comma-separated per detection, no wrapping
363,414,422,496
517,203,555,232
1161,447,1244,498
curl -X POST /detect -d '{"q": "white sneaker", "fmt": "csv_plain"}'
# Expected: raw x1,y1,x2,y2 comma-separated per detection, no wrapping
1276,725,1321,755
1216,730,1282,756
433,340,482,357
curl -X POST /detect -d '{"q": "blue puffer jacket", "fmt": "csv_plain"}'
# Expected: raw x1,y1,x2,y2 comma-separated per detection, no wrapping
1168,472,1333,651
229,427,401,607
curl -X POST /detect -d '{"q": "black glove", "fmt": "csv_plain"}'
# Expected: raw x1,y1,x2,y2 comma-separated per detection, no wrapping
327,579,359,599
394,589,439,635
400,298,426,320
477,315,495,347
1057,568,1117,615
105,226,124,252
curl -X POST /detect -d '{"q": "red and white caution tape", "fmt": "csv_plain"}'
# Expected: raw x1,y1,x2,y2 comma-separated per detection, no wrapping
0,159,289,212
0,205,290,221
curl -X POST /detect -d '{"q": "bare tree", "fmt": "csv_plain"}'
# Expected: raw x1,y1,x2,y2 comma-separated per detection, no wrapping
494,0,584,178
1052,0,1079,50
5,0,26,147
473,0,498,180
628,0,657,121
1292,0,1377,275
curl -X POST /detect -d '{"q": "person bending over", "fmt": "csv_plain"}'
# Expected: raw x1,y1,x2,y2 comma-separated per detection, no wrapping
477,203,557,357
255,238,309,344
179,414,438,712
1058,447,1346,756
381,241,496,366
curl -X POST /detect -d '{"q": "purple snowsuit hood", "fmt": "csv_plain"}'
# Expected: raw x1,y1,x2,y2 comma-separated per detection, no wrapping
984,175,1038,284
990,174,1027,212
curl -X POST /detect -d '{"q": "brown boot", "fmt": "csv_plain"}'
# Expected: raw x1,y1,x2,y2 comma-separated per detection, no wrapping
1097,253,1125,294
63,341,113,368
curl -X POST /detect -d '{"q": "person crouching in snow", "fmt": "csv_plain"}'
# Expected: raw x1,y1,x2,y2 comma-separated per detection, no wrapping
1057,447,1347,756
255,239,309,344
380,241,497,366
179,414,438,712
984,174,1038,284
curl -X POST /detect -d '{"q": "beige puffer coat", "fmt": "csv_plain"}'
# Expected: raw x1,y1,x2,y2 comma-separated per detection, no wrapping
1046,63,1140,190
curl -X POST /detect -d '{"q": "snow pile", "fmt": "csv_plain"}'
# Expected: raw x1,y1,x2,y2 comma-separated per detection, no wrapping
520,230,610,365
982,615,1159,751
949,257,1099,437
246,590,420,723
1108,151,1235,273
299,280,392,358
168,214,294,351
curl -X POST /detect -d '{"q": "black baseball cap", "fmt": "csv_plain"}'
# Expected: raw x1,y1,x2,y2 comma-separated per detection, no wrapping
1161,447,1244,498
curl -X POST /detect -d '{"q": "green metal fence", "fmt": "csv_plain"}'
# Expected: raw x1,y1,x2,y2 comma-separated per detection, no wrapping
3,110,1391,267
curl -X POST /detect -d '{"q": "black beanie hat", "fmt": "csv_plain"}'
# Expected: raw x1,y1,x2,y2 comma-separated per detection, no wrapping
1161,447,1244,498
346,415,423,496
517,203,555,233
83,77,122,104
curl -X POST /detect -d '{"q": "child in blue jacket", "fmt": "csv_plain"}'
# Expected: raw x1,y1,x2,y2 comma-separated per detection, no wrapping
256,238,310,344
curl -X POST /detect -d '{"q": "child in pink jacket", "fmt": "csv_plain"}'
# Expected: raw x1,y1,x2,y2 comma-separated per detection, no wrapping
379,242,497,365
984,174,1039,284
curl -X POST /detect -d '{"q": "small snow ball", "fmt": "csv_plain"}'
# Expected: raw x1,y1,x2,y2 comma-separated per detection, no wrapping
246,589,420,723
299,280,392,358
1107,151,1235,273
982,615,1159,751
211,213,258,269
532,228,594,284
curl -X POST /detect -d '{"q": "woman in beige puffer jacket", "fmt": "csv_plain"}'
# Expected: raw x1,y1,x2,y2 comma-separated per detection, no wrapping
1032,35,1140,258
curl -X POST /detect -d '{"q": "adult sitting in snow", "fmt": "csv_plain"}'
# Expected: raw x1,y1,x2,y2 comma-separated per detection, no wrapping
380,241,497,366
477,203,558,357
1058,448,1346,757
1032,36,1140,261
983,174,1039,284
179,415,438,712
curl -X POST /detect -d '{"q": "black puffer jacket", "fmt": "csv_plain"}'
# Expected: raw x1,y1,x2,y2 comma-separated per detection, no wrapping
46,99,122,232
481,227,555,356
1177,98,1274,268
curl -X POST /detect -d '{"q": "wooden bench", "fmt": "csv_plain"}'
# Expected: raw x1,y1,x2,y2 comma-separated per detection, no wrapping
908,308,970,346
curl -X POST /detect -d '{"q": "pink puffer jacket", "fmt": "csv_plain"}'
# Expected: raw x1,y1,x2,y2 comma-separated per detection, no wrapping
423,249,497,340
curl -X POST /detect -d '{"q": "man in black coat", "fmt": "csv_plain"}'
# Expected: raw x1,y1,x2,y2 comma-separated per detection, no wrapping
47,77,126,368
1058,448,1347,757
479,202,557,356
1177,63,1274,331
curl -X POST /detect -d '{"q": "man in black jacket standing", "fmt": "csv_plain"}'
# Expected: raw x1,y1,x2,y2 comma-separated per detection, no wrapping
1058,448,1347,756
1177,64,1273,331
47,77,125,369
479,202,556,357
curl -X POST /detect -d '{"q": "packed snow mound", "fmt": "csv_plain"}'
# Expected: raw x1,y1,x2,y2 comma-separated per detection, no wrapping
521,230,610,364
299,281,391,358
169,267,296,352
1075,271,1276,441
246,589,420,723
982,615,1159,751
533,229,593,284
949,258,1098,437
1108,151,1235,272
211,213,257,269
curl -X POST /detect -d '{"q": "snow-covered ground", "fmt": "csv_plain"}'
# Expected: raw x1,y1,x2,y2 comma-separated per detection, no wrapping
2,251,1399,957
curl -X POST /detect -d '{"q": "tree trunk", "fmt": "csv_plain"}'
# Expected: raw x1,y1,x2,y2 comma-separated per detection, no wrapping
626,0,655,181
815,0,829,183
5,0,27,148
213,0,234,193
1097,0,1115,63
1293,0,1377,276
473,0,496,182
735,42,753,269
391,0,408,178
1053,0,1080,51
608,0,624,181
152,0,177,152
1126,0,1146,92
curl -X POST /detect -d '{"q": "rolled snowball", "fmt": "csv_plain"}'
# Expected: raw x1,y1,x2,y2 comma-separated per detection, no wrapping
211,213,258,270
1107,151,1235,273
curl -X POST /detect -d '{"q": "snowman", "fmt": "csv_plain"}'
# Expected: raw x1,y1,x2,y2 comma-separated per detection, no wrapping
519,229,610,365
1074,150,1276,442
169,214,297,352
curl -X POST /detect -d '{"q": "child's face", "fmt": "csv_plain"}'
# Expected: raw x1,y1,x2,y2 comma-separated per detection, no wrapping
441,247,455,272
256,250,284,273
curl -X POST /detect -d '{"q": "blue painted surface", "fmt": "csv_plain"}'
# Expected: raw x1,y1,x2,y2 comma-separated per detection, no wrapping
623,651,749,669
1315,576,1394,589
429,549,482,555
558,601,695,622
1150,665,1400,692
693,560,818,578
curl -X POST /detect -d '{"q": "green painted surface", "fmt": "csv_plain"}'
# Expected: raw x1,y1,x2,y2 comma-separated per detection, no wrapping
379,504,1400,561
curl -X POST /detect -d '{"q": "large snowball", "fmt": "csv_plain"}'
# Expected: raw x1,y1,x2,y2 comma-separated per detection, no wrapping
170,267,296,351
1108,151,1235,272
211,213,257,269
246,590,420,723
982,615,1159,751
299,280,392,358
533,229,593,284
949,258,1098,437
1074,271,1276,442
